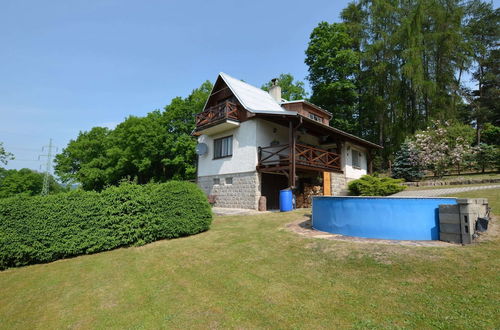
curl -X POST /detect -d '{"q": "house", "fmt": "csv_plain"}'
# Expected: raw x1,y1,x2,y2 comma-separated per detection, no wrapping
193,72,382,210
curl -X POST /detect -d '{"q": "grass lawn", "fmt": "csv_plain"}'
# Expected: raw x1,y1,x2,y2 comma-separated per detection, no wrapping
1,192,499,328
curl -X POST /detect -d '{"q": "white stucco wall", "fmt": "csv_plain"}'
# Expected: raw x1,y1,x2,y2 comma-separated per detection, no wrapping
197,117,368,180
342,142,368,179
197,120,258,177
255,118,288,147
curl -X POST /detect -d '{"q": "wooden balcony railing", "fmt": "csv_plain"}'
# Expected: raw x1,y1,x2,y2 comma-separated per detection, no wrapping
258,143,341,172
195,101,239,127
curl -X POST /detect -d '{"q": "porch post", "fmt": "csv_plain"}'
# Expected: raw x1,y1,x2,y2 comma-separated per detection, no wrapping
367,150,373,174
288,121,296,188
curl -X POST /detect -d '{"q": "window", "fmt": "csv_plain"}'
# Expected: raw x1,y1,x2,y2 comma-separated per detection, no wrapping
352,150,362,168
225,177,233,185
214,136,233,159
213,178,220,185
308,113,323,123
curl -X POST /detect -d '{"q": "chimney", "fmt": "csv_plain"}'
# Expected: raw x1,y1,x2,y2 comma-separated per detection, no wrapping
268,78,281,102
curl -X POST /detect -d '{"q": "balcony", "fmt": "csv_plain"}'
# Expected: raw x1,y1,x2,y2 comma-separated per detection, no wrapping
258,143,341,172
195,101,240,135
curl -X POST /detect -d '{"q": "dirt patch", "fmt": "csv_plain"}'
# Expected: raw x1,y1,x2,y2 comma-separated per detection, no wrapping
286,217,454,247
286,214,498,248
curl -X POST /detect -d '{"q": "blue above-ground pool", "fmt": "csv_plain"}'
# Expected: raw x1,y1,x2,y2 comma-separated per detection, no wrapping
312,196,457,240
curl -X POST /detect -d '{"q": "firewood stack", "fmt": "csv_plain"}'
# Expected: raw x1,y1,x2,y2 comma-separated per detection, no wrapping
295,184,323,208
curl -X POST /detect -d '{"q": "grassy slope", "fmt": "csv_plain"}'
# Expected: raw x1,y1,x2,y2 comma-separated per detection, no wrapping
406,183,500,191
1,192,499,329
420,172,500,182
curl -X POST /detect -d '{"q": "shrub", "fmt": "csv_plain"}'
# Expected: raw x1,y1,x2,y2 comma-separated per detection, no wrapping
0,181,212,269
348,175,406,196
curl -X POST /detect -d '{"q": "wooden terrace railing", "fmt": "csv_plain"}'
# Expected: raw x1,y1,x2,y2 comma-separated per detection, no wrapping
258,143,341,172
195,101,239,127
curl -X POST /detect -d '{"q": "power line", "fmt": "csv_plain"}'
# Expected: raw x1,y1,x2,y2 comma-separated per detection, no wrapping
38,139,58,196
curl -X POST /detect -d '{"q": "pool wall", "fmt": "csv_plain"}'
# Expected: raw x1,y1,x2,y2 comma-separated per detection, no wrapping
312,197,458,240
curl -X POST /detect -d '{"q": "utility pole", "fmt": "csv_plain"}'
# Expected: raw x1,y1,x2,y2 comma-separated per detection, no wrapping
39,139,57,196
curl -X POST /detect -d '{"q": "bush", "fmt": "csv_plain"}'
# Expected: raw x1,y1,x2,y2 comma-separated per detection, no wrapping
348,175,406,196
0,181,212,269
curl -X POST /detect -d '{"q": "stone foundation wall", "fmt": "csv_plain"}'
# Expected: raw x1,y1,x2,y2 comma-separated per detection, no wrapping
330,172,349,196
197,171,260,209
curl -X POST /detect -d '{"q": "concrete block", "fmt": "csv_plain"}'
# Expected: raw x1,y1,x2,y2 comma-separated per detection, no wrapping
439,213,461,224
440,223,461,234
440,232,461,244
439,204,459,214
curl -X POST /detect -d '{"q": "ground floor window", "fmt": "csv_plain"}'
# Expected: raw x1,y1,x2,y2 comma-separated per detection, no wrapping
214,136,233,159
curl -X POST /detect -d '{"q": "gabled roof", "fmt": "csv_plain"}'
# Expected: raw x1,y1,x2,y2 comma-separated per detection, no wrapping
218,72,297,115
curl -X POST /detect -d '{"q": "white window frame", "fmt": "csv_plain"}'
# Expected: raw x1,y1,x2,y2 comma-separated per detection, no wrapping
213,135,233,159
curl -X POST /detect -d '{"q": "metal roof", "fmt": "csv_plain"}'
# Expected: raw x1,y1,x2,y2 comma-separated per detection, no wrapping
219,72,297,116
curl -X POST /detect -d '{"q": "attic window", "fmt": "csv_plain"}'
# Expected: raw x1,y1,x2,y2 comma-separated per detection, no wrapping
308,113,323,123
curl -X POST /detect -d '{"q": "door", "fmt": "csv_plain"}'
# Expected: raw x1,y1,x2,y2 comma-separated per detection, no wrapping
261,173,289,210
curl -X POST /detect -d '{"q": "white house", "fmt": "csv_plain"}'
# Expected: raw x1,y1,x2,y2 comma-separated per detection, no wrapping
193,72,382,210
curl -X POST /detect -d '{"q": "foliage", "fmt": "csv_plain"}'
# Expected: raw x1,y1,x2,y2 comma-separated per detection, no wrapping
261,73,308,101
348,175,406,196
481,123,500,145
392,139,424,182
305,0,499,162
0,181,212,269
0,142,14,165
462,2,500,130
409,121,476,177
0,168,66,198
55,81,212,191
472,143,499,173
305,22,359,133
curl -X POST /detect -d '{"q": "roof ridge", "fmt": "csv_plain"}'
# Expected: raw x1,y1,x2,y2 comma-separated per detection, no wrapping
219,72,272,97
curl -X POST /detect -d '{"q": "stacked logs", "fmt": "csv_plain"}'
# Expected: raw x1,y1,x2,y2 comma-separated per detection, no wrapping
295,184,323,208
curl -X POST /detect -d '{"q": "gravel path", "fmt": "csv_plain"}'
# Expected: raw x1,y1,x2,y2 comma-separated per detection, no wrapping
392,184,500,197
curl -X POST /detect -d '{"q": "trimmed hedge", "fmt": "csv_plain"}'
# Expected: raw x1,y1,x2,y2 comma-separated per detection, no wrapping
0,181,212,269
348,175,406,196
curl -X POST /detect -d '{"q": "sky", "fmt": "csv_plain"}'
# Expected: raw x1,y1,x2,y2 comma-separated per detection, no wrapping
0,0,349,173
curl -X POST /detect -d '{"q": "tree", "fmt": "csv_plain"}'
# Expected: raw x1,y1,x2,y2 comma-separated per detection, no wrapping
54,127,111,190
54,81,213,191
473,143,499,173
0,168,65,198
392,139,424,181
408,121,476,177
465,2,500,134
0,142,14,165
481,123,500,145
261,73,308,101
305,22,360,133
304,0,494,166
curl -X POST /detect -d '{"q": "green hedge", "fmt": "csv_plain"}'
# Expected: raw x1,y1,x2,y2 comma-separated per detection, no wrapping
0,181,212,269
348,175,406,196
